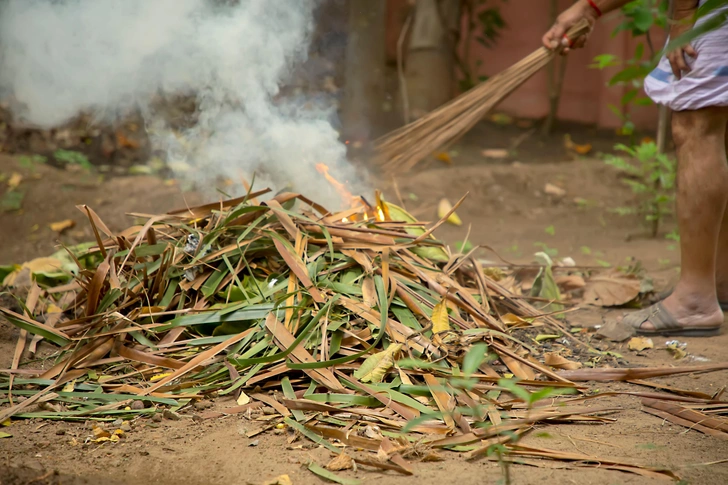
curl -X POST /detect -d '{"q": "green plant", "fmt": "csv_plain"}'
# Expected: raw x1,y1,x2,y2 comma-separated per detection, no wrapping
604,140,676,237
458,0,508,92
54,149,92,170
18,154,47,170
590,0,668,140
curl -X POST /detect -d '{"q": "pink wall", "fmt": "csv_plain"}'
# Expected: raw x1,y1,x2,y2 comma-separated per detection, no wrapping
386,0,665,130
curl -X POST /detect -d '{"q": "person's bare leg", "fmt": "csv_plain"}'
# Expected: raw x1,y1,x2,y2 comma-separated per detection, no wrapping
714,126,728,303
640,106,728,331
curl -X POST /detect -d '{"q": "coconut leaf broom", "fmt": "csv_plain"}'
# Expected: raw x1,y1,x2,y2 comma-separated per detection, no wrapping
375,20,591,173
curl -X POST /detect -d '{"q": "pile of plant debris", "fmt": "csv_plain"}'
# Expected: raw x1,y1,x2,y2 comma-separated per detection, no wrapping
2,187,726,481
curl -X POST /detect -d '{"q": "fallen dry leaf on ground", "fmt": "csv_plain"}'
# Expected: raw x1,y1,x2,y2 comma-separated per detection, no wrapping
481,148,509,159
434,152,452,164
544,352,582,370
544,183,566,197
49,219,75,233
262,475,293,485
582,274,641,307
628,337,653,351
563,134,592,155
327,452,354,471
555,274,585,291
7,172,23,189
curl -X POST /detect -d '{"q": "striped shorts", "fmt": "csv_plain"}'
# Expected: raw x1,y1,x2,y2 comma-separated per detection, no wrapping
644,3,728,112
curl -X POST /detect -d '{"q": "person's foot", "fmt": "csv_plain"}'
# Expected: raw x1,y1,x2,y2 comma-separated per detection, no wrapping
716,280,728,303
624,290,724,336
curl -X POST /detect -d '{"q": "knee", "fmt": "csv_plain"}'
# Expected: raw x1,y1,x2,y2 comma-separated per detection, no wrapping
672,108,727,148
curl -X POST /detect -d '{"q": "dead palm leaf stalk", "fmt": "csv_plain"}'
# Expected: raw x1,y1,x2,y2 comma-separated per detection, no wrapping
375,20,591,173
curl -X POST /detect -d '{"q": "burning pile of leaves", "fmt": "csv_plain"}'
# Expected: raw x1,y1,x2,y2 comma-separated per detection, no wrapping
3,186,726,481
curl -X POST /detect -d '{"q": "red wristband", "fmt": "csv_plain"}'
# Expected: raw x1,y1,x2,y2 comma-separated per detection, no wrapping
586,0,602,17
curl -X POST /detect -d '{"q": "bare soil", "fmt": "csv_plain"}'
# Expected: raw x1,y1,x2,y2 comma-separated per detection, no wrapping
2,127,727,485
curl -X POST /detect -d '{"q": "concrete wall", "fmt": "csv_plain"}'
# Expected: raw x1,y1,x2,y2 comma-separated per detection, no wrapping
386,0,665,130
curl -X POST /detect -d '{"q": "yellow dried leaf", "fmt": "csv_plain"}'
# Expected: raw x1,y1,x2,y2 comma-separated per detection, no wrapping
109,434,120,443
437,198,462,226
1,419,11,427
262,475,292,485
434,152,452,164
628,337,653,351
150,372,172,383
236,390,251,406
501,313,529,327
92,426,110,439
431,299,450,333
140,306,164,315
666,341,687,360
544,352,581,370
46,304,63,314
7,172,22,189
563,134,592,155
113,429,125,437
49,219,75,233
62,379,76,393
353,343,402,383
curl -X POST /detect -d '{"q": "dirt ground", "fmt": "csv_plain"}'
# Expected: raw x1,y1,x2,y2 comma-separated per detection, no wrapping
2,125,728,485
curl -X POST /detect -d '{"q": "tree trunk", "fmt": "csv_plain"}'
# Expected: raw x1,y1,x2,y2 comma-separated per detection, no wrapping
402,0,461,120
341,0,387,142
542,0,567,136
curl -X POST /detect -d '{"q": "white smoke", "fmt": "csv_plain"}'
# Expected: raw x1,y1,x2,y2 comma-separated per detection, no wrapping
0,0,365,208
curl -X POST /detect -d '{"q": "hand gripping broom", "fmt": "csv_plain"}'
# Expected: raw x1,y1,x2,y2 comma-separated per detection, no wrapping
374,20,591,174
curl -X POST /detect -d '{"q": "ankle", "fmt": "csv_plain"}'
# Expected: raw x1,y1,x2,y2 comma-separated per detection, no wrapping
669,285,719,308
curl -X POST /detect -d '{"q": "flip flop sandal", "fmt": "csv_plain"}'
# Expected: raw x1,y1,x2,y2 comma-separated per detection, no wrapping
623,302,722,337
656,289,728,311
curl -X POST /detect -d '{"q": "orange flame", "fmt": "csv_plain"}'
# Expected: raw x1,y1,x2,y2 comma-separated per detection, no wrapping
315,163,385,222
315,163,357,207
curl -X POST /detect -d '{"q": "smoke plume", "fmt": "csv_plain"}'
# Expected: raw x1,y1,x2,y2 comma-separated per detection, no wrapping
0,0,365,208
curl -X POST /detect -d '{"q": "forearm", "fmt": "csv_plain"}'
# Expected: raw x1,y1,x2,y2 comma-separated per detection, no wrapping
585,0,634,17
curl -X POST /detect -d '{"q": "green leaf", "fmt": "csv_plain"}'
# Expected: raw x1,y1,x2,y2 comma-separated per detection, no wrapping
353,343,402,383
497,378,531,402
590,54,619,69
284,418,340,453
632,8,654,32
0,308,70,347
462,343,489,377
1,190,24,212
307,462,361,485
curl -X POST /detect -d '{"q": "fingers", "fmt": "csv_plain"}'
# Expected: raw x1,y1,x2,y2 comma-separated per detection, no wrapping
668,52,682,80
573,34,589,49
543,25,565,50
684,44,698,59
558,33,588,55
668,45,697,80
